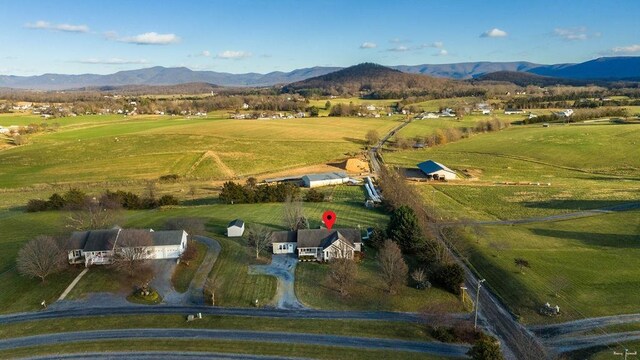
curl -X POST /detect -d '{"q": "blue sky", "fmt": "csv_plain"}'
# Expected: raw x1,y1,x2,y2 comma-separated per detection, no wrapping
1,0,639,75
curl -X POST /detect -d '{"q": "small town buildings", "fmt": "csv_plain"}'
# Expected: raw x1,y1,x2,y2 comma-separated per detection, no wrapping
271,228,362,261
302,172,349,188
227,219,245,237
65,228,188,267
417,160,458,180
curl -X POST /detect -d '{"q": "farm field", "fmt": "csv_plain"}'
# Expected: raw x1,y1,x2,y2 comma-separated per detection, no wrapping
464,210,640,323
0,113,400,189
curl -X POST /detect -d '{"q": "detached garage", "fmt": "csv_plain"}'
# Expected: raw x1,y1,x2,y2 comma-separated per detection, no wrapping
302,172,349,188
417,160,458,180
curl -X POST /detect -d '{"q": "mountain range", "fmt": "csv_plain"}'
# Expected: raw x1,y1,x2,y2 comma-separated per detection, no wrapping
1,57,638,90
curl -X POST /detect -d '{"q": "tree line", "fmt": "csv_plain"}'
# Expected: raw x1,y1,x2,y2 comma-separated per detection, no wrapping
219,178,324,204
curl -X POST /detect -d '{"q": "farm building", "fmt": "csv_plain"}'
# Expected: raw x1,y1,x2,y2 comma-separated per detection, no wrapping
344,158,370,173
271,228,362,261
417,160,458,180
227,219,245,237
302,172,349,188
65,228,188,267
504,108,525,115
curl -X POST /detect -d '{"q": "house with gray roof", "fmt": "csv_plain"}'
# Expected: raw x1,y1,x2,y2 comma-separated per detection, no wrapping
417,160,457,180
65,228,187,267
271,228,362,261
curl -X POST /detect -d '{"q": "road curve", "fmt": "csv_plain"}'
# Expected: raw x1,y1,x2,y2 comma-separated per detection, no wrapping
0,328,471,358
531,312,640,339
24,351,305,360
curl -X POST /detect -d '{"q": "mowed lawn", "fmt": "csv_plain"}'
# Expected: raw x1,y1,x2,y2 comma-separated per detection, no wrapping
0,114,400,188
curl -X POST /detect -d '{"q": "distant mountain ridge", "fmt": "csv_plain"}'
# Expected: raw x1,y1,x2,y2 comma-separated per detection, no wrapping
0,57,638,90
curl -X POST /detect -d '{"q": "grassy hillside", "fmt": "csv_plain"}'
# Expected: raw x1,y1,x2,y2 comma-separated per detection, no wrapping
0,114,400,188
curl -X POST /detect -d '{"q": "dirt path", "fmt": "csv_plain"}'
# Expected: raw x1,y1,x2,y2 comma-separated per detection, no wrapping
248,255,305,310
188,151,235,178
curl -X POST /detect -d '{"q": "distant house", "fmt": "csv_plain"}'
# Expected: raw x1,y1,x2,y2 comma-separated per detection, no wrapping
227,219,245,237
302,172,349,188
421,112,440,119
271,228,362,261
504,108,525,115
65,228,188,267
417,160,457,180
482,109,491,115
555,109,574,117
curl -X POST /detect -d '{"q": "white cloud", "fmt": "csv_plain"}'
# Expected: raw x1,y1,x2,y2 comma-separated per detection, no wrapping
201,50,211,57
611,44,640,54
25,20,89,33
554,27,589,41
388,45,410,52
360,42,377,49
480,28,508,38
417,42,444,50
434,49,449,56
78,58,149,65
118,32,180,45
216,50,252,59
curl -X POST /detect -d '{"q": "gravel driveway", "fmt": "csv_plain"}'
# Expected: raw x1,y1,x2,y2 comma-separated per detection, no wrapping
249,255,305,309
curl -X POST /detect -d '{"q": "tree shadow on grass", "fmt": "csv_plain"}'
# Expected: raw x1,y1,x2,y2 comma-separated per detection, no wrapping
530,228,640,248
522,200,640,212
180,197,219,206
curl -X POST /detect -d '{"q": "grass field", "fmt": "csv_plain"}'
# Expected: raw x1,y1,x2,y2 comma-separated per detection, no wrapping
0,113,400,188
172,241,208,293
296,249,465,312
0,339,449,360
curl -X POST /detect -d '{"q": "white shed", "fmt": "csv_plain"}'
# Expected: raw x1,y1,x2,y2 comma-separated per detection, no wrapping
302,172,349,188
227,219,245,237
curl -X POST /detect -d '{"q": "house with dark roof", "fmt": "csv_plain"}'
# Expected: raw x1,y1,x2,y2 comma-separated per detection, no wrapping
417,160,458,180
271,228,362,261
65,228,187,267
227,219,245,237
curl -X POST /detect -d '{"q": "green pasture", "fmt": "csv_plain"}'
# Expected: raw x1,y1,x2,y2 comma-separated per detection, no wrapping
462,210,640,324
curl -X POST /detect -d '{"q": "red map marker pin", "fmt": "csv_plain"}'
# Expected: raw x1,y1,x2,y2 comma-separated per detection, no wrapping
322,210,337,231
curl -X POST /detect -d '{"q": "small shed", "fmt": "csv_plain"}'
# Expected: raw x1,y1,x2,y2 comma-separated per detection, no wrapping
417,160,457,180
302,172,349,188
227,219,245,237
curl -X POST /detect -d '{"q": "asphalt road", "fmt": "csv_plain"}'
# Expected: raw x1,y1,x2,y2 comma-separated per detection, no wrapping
531,312,640,339
0,328,471,357
25,352,306,360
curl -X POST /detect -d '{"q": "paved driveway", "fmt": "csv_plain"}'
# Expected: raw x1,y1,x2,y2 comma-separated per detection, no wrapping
249,255,305,309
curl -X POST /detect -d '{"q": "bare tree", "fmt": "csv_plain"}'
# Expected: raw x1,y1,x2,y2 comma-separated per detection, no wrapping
378,239,408,295
112,230,153,278
17,236,65,282
66,198,122,231
329,258,357,296
365,130,380,146
283,195,308,231
246,225,272,259
204,276,217,305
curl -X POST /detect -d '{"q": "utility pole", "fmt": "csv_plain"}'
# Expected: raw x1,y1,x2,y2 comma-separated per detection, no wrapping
474,279,486,330
614,349,637,360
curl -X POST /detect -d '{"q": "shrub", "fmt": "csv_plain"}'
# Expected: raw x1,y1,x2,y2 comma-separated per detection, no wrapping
159,174,180,182
26,199,49,212
158,194,179,206
305,188,325,202
433,263,465,294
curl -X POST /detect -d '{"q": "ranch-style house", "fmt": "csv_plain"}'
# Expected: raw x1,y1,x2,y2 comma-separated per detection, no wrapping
271,228,362,261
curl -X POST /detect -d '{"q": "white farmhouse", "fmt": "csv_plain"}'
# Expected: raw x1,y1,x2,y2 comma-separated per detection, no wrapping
65,228,187,267
302,172,349,188
227,219,245,237
271,228,362,261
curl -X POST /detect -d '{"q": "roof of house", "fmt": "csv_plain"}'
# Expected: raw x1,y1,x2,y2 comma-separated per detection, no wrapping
228,219,244,228
302,172,348,182
271,228,361,249
66,231,90,250
151,230,186,246
82,229,121,252
417,160,456,175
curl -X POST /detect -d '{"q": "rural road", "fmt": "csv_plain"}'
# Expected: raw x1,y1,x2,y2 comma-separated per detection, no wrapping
543,331,640,353
0,328,471,357
249,254,305,309
0,305,470,326
25,352,307,360
368,118,412,174
531,312,640,339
